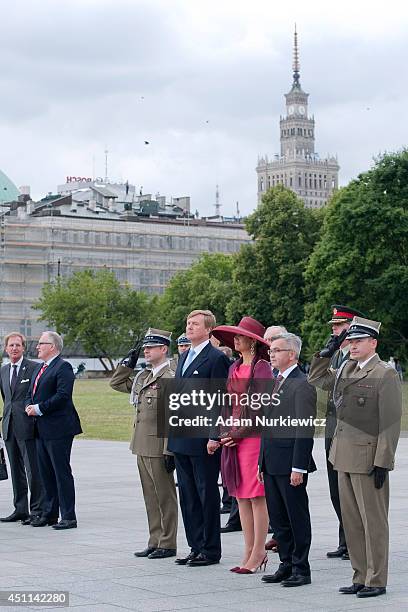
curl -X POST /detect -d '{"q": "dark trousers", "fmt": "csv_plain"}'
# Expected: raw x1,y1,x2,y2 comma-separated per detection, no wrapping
325,447,346,549
221,487,232,509
175,451,221,561
36,437,76,521
225,497,242,528
264,472,311,576
5,428,44,516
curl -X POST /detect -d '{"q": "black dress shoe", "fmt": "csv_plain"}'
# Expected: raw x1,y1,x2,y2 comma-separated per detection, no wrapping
134,547,157,557
339,583,365,594
342,551,350,560
21,515,41,526
281,574,311,587
175,551,198,565
220,524,242,533
357,586,386,598
148,548,177,559
0,512,29,523
31,516,58,527
52,519,77,530
187,553,219,566
327,545,347,558
262,566,292,583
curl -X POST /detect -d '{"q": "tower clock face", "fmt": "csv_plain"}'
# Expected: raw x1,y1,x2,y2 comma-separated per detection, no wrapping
298,105,305,115
288,106,294,115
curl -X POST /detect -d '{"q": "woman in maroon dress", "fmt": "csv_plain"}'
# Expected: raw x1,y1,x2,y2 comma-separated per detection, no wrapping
211,317,272,573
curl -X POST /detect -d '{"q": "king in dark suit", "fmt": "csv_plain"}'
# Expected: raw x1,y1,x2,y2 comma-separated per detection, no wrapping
259,332,317,587
0,332,44,524
167,310,230,566
25,331,82,530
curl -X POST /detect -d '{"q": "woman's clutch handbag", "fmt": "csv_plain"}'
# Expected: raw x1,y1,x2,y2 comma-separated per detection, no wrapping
0,447,8,481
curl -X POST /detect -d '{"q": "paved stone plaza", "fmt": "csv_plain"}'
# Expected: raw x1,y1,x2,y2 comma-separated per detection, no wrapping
1,438,407,611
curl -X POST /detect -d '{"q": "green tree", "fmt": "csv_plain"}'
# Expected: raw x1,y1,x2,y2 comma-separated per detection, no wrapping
226,185,322,332
34,269,158,371
159,253,234,338
303,150,408,360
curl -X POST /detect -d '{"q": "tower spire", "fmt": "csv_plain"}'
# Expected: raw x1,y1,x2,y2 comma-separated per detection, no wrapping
292,24,300,87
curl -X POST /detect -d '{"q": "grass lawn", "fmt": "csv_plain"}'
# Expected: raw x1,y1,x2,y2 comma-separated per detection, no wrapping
74,379,133,441
73,379,408,442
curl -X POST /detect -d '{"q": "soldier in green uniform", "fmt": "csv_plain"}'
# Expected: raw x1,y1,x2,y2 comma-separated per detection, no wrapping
308,304,365,560
309,317,402,598
110,329,178,559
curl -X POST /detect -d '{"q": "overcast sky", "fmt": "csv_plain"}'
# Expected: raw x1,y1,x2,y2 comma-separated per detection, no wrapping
1,0,407,216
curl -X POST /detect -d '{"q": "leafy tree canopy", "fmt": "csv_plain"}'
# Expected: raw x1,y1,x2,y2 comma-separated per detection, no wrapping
303,150,408,360
159,252,234,339
34,269,159,371
226,185,322,333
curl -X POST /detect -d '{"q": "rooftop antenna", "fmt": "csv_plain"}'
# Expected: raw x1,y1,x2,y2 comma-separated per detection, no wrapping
104,148,109,183
292,24,300,86
215,184,221,216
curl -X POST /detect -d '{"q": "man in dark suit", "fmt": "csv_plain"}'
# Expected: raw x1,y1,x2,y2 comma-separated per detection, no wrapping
167,309,230,566
0,332,44,524
25,331,82,530
259,332,316,587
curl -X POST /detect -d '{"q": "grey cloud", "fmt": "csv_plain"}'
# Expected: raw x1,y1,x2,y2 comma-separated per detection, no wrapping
1,2,408,215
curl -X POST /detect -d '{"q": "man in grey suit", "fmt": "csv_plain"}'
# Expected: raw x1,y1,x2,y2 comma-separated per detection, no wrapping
110,328,178,559
0,332,44,524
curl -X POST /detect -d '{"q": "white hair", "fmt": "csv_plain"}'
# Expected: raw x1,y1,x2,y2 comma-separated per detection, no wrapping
278,332,302,358
264,325,287,341
44,331,63,353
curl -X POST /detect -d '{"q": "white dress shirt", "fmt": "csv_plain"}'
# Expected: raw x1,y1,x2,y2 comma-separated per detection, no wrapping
278,363,307,474
189,339,210,358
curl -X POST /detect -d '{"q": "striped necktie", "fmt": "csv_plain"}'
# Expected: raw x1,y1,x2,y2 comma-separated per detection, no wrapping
33,363,48,395
272,374,284,393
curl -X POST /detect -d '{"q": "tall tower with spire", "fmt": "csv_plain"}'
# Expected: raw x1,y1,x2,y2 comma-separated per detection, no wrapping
256,28,339,208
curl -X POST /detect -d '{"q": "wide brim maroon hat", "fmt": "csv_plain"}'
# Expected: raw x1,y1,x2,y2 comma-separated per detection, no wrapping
212,316,270,360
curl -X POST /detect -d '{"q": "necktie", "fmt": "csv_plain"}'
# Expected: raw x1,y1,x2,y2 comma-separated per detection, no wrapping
272,374,284,393
33,363,48,395
10,365,18,394
182,349,196,375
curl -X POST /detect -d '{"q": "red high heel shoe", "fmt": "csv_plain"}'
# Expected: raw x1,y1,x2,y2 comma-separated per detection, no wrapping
230,566,241,572
235,554,268,574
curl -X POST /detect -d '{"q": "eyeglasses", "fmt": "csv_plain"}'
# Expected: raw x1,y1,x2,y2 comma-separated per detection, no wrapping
268,348,292,355
36,342,54,346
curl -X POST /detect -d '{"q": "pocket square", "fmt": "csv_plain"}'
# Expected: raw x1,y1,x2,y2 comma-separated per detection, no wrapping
20,379,30,383
193,370,199,375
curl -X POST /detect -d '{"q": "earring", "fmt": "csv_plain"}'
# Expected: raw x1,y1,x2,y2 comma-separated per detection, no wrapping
250,342,256,356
